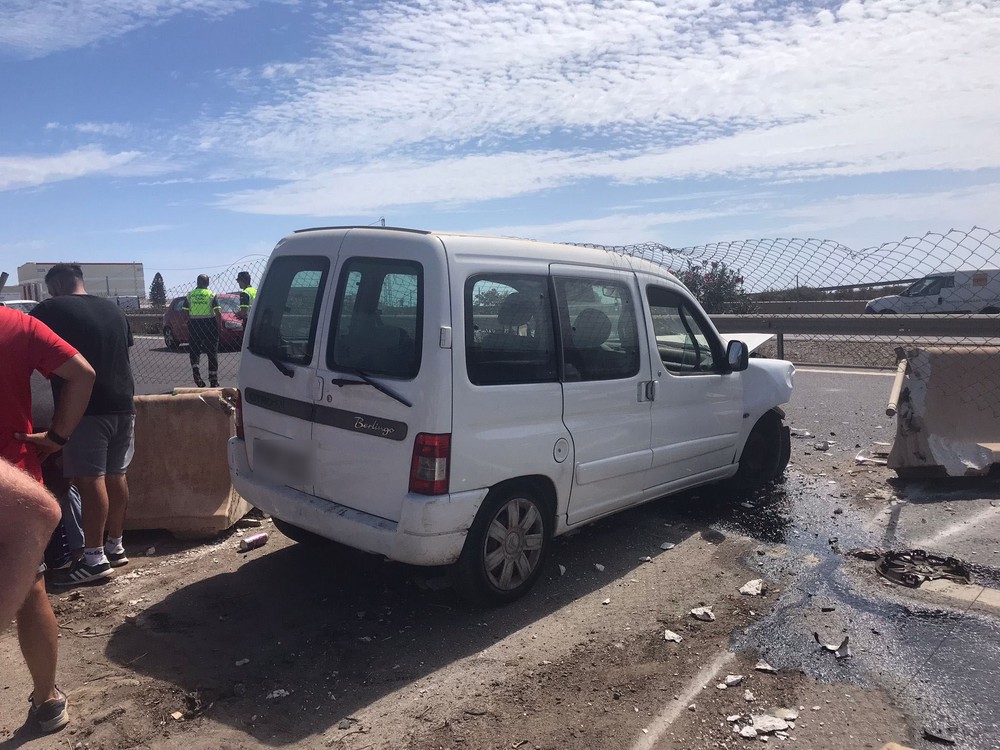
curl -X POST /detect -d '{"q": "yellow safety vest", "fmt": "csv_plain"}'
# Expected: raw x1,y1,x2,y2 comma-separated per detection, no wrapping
240,286,257,311
186,288,219,318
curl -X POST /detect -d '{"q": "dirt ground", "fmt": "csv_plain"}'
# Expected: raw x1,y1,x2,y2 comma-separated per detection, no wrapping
0,438,916,750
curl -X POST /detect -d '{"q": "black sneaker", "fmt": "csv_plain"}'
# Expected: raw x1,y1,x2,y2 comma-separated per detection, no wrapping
28,688,69,733
106,549,129,568
194,378,207,388
49,560,112,587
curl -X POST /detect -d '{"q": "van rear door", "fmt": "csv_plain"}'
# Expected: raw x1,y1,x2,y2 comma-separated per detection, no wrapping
241,245,337,494
310,231,448,523
551,265,654,525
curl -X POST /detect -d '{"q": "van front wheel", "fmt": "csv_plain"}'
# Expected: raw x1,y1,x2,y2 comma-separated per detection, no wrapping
730,410,789,491
452,485,551,606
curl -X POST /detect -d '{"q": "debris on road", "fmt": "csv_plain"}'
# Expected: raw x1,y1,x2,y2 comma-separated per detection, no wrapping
660,542,676,550
266,689,290,700
601,598,611,605
790,429,814,439
744,689,756,702
849,548,883,561
594,563,605,572
751,713,790,733
739,578,764,596
238,532,269,552
814,440,830,451
768,707,799,721
856,444,890,466
814,632,852,659
663,629,683,643
639,556,652,563
558,564,566,575
234,658,250,667
725,674,744,687
922,725,957,745
690,606,715,622
755,660,778,674
877,549,972,588
739,725,758,738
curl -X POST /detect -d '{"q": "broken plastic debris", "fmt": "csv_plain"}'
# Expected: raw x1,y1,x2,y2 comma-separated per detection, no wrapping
690,606,715,622
725,674,744,687
739,579,764,596
234,658,250,667
639,556,652,563
266,689,290,700
171,711,184,721
663,629,683,643
594,563,605,572
755,660,777,673
849,548,883,561
601,598,611,605
790,429,813,439
813,632,852,659
660,542,675,550
768,707,800,721
558,564,566,576
751,714,790,733
855,447,888,465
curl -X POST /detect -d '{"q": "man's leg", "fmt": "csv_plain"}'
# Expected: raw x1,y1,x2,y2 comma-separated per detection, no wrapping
17,577,60,703
207,334,220,388
189,324,205,387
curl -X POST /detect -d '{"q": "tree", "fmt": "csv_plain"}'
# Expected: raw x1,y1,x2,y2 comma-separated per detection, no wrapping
677,261,755,314
149,272,167,309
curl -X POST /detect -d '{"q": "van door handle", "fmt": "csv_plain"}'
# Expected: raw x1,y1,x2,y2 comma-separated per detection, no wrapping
645,380,658,402
311,375,324,401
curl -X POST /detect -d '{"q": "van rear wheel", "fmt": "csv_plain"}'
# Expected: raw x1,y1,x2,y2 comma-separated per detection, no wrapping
452,485,551,606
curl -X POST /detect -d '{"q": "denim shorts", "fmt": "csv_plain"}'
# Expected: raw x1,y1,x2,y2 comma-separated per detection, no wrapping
62,414,136,478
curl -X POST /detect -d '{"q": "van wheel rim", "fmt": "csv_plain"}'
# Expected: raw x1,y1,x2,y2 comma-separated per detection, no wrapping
483,497,544,591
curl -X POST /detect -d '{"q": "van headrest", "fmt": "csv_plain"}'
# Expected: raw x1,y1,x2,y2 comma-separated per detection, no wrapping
497,292,538,328
573,308,612,349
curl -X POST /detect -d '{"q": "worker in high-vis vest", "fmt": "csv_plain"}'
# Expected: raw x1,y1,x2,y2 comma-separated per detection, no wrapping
181,274,222,388
237,271,257,320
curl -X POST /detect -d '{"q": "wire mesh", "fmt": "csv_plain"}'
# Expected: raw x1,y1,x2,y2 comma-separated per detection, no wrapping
124,228,1000,393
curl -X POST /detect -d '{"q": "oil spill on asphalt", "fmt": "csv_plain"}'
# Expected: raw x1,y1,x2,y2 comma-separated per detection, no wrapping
661,472,1000,750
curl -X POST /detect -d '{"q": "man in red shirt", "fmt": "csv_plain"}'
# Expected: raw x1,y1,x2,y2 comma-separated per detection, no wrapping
1,306,95,733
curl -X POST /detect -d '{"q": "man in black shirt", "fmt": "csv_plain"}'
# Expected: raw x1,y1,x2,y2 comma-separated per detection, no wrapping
31,264,136,585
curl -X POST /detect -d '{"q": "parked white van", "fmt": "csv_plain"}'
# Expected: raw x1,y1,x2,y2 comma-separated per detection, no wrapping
229,227,794,603
865,269,1000,314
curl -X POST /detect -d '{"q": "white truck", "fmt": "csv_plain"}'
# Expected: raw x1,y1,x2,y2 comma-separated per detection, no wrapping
865,269,1000,314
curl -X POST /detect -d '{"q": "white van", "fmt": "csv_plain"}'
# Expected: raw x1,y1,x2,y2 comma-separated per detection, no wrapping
865,269,1000,314
229,227,794,603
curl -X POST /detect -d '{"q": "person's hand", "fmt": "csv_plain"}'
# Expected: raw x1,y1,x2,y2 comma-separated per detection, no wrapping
14,431,63,459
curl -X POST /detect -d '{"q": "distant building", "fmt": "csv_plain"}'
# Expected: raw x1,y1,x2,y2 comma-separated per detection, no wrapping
17,262,146,303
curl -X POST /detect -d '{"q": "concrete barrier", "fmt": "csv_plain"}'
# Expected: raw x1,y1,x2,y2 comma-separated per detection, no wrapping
888,347,1000,477
126,388,250,537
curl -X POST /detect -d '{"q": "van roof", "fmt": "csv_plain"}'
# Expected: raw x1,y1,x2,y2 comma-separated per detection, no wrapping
285,225,682,280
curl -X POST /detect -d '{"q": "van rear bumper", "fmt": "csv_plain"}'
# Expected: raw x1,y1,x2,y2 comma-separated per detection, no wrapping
228,438,486,566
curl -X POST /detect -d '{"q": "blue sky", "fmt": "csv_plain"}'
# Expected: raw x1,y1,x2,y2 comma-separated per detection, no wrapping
1,0,998,294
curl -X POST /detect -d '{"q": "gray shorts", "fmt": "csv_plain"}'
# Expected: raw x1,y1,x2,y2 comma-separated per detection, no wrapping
62,414,136,478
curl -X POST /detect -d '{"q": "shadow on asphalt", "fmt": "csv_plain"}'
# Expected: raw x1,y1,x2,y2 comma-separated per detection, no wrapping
102,483,766,745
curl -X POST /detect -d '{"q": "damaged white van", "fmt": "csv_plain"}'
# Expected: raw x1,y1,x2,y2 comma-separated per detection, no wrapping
229,227,794,603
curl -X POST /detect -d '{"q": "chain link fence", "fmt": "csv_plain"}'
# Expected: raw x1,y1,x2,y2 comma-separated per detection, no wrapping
127,257,269,392
125,228,999,391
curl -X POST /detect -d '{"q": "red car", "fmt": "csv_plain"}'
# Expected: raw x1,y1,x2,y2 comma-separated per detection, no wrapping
162,293,245,351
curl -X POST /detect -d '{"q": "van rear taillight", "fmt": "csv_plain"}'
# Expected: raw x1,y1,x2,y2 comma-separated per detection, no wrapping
409,433,451,495
234,388,245,440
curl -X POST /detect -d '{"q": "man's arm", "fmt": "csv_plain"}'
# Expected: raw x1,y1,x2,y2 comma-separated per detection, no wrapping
16,354,95,458
213,295,223,323
0,458,61,628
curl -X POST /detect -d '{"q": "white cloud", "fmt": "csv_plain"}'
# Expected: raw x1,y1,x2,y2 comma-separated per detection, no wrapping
203,0,1000,214
75,122,133,138
0,0,254,58
118,224,178,234
0,147,145,190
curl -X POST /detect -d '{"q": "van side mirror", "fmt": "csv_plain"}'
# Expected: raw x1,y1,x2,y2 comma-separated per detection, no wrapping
726,340,749,372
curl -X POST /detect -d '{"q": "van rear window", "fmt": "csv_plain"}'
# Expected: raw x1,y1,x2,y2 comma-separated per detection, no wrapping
248,255,330,365
328,258,422,379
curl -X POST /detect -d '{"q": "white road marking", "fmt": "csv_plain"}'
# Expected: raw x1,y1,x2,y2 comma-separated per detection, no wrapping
911,503,1000,549
628,649,734,750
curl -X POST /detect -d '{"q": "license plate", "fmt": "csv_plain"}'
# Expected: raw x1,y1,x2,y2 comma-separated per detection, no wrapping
253,438,312,484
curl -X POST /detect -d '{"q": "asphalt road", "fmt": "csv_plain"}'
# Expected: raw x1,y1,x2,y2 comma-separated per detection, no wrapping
131,334,241,394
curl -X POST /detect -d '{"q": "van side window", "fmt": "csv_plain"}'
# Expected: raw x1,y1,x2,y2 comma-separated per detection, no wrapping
646,286,724,374
555,278,640,382
248,255,330,365
465,275,557,386
328,258,422,379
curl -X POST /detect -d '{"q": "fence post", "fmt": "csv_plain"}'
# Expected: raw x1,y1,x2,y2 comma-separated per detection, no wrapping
777,332,784,360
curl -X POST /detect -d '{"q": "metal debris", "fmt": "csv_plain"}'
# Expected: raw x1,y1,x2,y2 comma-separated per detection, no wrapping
877,549,972,588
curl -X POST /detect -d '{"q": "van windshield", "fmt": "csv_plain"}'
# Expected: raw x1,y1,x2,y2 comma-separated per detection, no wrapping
904,275,951,297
